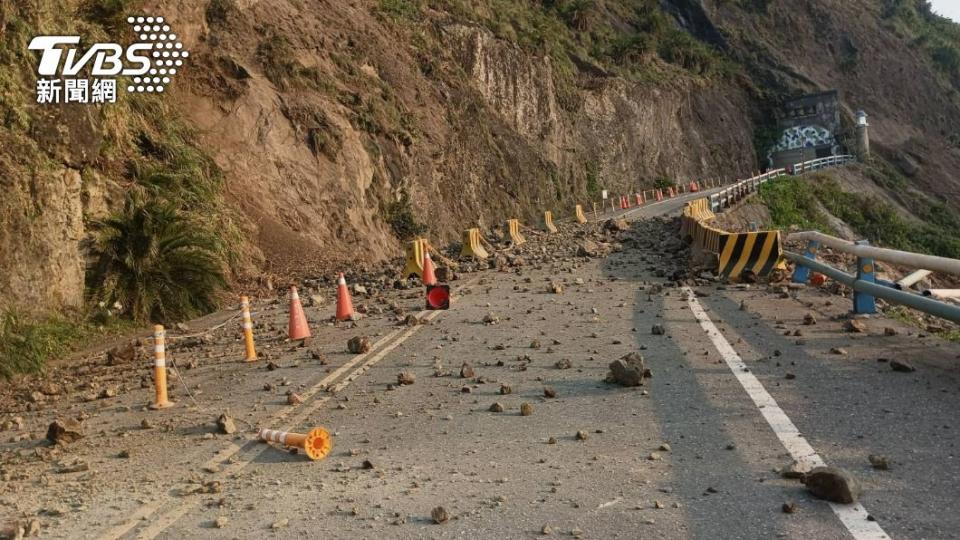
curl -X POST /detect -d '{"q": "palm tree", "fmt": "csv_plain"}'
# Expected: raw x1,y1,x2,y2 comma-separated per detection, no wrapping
89,193,226,322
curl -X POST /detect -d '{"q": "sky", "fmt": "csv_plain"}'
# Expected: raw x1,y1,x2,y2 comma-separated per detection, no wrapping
930,0,960,22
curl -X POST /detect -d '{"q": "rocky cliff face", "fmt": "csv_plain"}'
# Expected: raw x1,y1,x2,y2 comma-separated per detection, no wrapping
2,0,959,316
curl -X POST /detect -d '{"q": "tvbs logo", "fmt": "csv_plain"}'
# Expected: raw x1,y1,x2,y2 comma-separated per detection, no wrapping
29,15,189,105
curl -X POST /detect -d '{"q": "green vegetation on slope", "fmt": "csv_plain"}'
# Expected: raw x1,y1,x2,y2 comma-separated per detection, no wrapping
377,0,736,95
0,2,241,376
759,173,960,259
882,0,960,91
0,310,137,380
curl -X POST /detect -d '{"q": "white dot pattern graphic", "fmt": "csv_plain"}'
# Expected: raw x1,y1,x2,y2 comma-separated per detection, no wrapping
125,15,188,94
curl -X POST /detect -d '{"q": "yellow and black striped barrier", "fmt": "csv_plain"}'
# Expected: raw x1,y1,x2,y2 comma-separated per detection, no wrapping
717,231,784,279
681,198,784,280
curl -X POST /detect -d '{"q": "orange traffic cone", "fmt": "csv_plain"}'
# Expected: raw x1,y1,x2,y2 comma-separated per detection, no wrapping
288,286,311,341
335,273,355,321
422,252,438,286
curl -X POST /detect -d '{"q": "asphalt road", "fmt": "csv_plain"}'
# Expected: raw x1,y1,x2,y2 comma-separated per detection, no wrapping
2,188,958,539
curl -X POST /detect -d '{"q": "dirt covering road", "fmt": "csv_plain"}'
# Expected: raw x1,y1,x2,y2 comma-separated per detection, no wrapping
2,191,960,539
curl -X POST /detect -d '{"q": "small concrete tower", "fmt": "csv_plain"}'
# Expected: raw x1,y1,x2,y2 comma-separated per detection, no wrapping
855,110,870,160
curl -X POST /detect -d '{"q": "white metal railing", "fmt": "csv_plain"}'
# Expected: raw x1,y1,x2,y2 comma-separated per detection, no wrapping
789,154,856,174
708,154,857,213
709,168,787,212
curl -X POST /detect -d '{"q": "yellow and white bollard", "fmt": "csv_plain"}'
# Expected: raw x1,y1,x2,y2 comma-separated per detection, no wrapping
240,296,257,362
258,427,333,461
149,325,175,409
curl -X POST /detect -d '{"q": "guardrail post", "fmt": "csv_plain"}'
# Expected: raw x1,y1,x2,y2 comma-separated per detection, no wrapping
792,240,820,283
854,240,877,314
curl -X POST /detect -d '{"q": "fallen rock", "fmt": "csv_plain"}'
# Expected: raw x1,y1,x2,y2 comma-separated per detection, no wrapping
577,240,600,258
575,430,589,441
890,359,915,373
401,314,422,326
482,313,500,325
217,414,237,435
347,336,371,354
397,371,416,385
55,460,90,474
106,342,137,365
543,386,557,398
286,393,303,405
214,516,229,528
803,313,817,326
46,419,83,444
499,384,512,395
606,353,645,387
603,218,630,232
803,467,861,504
431,506,449,524
651,324,665,335
554,359,572,370
782,501,797,514
868,454,890,470
883,327,898,336
520,403,534,416
779,461,806,479
489,402,504,413
460,363,476,378
844,319,867,333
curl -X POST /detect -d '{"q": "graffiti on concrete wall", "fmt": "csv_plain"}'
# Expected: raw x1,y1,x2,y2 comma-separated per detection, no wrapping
770,125,839,154
767,124,841,166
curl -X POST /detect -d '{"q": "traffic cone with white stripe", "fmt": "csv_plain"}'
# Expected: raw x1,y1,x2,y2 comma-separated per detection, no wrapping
335,273,355,321
258,427,332,461
422,253,438,286
149,325,175,409
288,286,311,341
241,296,257,362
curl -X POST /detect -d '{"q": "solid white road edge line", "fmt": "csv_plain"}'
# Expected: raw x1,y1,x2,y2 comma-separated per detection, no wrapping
683,287,890,540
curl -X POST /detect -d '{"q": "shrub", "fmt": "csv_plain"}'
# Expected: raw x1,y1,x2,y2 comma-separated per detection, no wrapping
383,190,426,240
83,0,133,30
89,194,226,323
205,0,238,25
0,311,86,378
653,176,674,189
378,0,422,20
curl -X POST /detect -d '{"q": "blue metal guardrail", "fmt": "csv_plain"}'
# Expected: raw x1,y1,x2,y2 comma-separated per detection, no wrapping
786,237,960,324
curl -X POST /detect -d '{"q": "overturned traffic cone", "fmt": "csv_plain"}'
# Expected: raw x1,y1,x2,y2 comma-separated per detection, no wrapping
335,273,355,321
422,252,438,286
149,325,175,410
426,284,450,310
258,427,332,461
288,286,311,341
